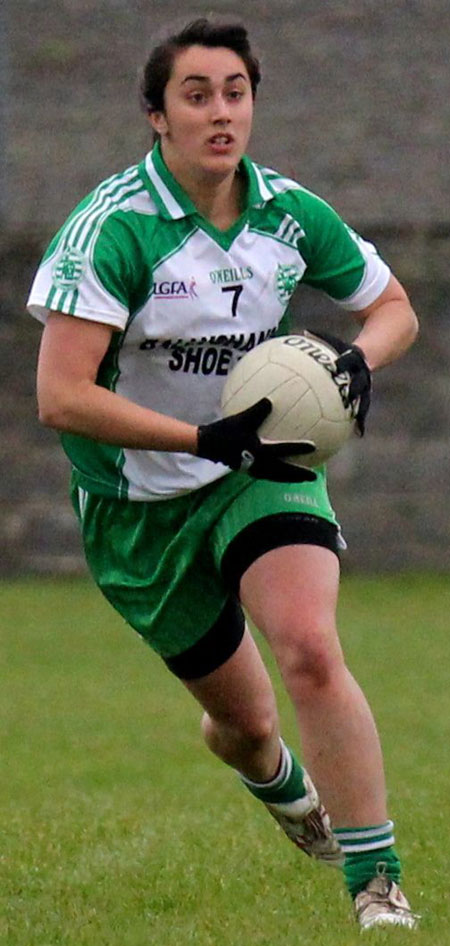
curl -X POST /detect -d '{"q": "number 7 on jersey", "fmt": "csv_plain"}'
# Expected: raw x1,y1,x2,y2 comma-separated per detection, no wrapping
221,284,243,317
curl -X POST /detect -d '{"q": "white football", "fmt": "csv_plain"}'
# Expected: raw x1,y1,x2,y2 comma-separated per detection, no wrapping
221,333,357,467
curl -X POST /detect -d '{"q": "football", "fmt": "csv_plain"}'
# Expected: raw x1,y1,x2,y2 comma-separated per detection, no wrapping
221,333,357,467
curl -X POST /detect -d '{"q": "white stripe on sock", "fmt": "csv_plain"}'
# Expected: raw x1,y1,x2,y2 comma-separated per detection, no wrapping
239,738,292,790
339,837,395,854
335,821,394,842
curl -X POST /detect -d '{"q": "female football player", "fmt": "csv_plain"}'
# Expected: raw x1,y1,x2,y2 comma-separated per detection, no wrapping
28,18,419,930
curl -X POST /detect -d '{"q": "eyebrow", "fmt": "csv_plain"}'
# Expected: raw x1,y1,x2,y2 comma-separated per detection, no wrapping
181,72,248,85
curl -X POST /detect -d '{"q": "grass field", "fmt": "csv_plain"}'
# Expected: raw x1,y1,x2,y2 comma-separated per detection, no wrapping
2,574,449,945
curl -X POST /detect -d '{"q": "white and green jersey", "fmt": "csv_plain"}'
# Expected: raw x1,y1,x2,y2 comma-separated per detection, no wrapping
28,142,390,500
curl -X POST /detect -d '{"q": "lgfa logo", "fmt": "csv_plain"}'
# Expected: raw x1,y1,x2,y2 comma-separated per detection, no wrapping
152,277,198,300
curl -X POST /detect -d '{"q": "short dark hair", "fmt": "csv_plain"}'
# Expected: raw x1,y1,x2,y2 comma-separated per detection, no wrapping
140,18,261,114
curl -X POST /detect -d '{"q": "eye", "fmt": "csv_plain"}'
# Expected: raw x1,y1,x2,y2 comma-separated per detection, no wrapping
227,89,244,101
188,91,207,104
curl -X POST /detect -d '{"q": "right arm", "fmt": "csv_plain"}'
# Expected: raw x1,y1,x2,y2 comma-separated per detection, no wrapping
37,312,198,453
37,312,317,483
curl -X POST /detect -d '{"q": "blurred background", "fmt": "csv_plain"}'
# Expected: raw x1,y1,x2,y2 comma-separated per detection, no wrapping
1,0,449,576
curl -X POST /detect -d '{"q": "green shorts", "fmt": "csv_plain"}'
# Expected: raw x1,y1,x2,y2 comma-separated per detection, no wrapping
71,468,339,661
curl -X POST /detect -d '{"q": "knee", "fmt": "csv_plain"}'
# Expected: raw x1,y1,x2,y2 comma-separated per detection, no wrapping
202,702,278,752
275,621,345,696
239,708,279,749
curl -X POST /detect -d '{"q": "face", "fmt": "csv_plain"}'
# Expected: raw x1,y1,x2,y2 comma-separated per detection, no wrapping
150,44,254,181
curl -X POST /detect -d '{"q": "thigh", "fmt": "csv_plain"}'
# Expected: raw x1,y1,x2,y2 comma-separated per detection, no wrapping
239,544,343,668
210,469,342,592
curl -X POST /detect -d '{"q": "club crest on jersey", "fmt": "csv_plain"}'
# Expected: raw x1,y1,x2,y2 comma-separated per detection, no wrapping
152,277,198,300
274,263,302,304
52,248,85,290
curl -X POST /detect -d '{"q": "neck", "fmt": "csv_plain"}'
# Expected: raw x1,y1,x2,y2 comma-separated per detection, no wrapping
160,145,244,230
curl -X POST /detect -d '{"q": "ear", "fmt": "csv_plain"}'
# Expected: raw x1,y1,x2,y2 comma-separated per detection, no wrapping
149,110,168,137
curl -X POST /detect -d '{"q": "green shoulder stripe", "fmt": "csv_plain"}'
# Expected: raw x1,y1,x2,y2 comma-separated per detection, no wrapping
256,179,366,300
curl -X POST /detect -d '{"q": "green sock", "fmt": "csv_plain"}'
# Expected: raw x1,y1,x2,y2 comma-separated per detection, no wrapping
334,822,401,898
238,739,307,804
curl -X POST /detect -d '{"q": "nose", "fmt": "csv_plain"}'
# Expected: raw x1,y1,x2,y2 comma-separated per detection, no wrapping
210,92,231,124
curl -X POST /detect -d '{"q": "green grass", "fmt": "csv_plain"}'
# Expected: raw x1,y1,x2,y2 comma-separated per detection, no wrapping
2,574,449,945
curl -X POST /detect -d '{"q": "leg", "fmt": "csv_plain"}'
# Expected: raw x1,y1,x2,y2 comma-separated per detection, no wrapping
182,625,282,782
176,618,342,865
239,543,419,925
239,544,387,827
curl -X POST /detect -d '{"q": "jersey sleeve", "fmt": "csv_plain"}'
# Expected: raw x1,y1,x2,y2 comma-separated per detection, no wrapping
27,204,133,330
291,189,391,310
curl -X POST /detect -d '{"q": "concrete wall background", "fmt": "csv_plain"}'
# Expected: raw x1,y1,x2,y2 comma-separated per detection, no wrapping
2,0,450,575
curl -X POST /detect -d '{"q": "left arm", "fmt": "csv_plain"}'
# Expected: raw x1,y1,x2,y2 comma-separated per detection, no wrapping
351,273,418,371
312,274,419,435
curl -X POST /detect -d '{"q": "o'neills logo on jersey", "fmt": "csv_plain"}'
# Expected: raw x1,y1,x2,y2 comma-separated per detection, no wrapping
209,266,253,284
152,277,198,299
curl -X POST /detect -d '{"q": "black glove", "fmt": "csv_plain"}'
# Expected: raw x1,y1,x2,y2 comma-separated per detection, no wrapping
306,330,372,436
197,398,317,483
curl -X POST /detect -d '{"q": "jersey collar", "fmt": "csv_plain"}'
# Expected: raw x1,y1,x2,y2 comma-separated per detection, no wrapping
139,141,276,220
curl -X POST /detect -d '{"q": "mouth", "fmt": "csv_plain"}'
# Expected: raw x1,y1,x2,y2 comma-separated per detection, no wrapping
207,133,235,152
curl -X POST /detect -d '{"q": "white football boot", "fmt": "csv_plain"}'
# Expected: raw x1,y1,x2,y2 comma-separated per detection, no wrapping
264,769,343,867
355,875,420,930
